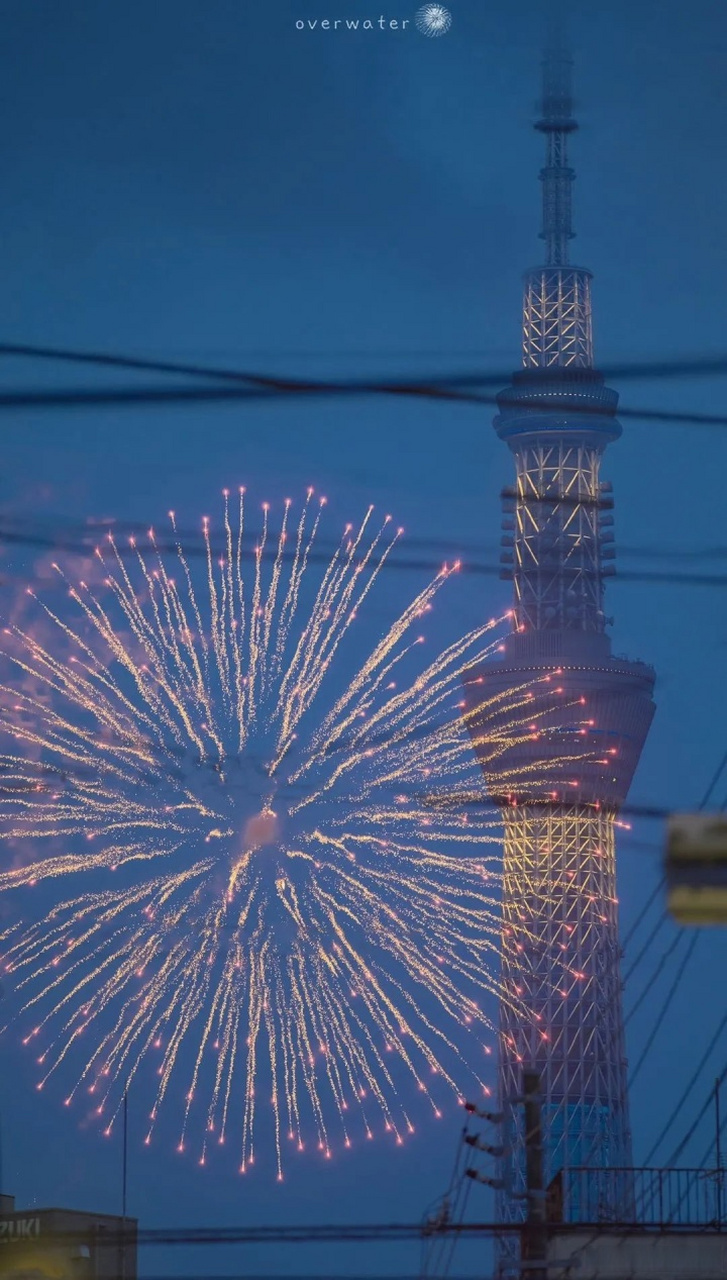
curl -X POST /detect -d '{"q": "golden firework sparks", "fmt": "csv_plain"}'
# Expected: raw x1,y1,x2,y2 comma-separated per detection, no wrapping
0,491,563,1178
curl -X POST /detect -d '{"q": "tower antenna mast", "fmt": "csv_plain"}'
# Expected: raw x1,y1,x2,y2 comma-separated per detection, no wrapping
463,23,656,1277
536,26,577,268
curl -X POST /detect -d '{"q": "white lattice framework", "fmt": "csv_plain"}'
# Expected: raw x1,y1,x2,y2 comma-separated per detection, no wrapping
476,38,654,1276
505,441,614,633
495,806,633,1269
522,267,594,368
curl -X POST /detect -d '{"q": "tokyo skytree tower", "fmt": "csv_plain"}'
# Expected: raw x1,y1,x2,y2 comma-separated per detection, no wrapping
463,35,656,1251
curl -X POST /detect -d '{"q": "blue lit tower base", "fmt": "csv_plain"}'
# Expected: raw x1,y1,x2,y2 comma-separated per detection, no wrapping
463,39,655,1273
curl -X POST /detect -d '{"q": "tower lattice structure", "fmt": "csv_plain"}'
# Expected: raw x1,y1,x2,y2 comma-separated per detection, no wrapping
463,39,655,1263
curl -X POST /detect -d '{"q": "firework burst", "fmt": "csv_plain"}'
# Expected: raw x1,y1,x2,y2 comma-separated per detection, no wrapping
0,490,554,1177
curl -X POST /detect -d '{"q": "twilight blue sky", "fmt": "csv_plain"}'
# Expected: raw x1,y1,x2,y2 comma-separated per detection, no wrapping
1,0,727,1276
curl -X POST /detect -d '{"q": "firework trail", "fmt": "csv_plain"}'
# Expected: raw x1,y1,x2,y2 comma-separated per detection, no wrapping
0,490,561,1177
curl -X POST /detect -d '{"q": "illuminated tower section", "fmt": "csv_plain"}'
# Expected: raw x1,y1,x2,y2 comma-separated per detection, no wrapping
463,43,655,1238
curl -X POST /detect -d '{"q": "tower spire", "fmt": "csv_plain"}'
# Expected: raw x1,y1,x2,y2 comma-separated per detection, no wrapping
536,35,577,267
463,30,656,1280
522,25,593,369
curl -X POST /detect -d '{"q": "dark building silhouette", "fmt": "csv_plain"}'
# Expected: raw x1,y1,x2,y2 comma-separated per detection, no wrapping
0,1195,136,1280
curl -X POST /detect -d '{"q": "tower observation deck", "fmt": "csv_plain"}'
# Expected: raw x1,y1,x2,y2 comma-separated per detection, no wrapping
462,38,655,1268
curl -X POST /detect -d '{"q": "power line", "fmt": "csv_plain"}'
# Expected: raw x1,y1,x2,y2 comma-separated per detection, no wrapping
1,342,727,426
5,341,727,388
26,1218,682,1251
424,791,684,825
0,522,726,591
2,380,727,429
3,506,725,566
630,748,727,1163
596,749,727,1170
644,1008,727,1165
628,932,700,1087
621,743,725,1032
2,1222,610,1247
622,877,665,950
624,931,684,1027
421,1127,473,1280
660,1072,727,1189
699,749,727,808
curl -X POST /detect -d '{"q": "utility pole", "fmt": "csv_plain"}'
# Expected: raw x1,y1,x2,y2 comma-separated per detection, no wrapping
121,1090,128,1280
522,1070,547,1280
0,981,4,1205
716,1078,723,1229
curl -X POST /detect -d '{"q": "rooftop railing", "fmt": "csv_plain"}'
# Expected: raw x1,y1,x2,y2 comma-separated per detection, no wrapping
548,1166,727,1229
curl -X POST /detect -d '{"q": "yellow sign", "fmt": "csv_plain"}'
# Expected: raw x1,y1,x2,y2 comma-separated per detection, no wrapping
666,813,727,925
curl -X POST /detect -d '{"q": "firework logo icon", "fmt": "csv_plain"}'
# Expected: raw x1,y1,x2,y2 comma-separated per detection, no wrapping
415,3,452,36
